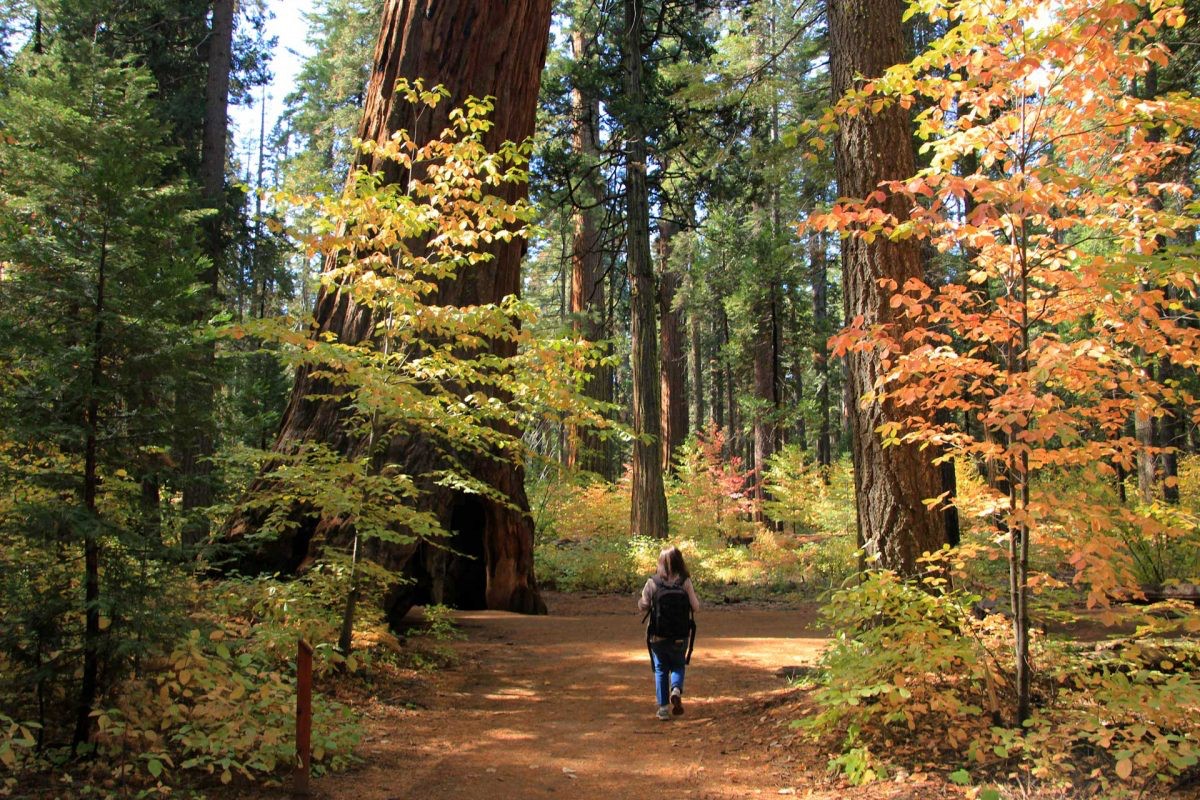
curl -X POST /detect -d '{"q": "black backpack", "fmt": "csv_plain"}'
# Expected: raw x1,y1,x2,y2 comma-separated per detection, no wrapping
648,576,693,639
644,576,697,666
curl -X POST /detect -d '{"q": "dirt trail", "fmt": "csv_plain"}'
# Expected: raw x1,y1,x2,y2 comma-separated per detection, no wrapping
312,592,834,800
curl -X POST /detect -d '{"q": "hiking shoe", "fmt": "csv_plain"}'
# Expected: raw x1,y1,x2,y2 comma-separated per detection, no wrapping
670,686,684,716
656,705,671,721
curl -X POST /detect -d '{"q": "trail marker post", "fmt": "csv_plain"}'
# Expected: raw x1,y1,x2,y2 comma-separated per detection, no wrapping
294,638,314,796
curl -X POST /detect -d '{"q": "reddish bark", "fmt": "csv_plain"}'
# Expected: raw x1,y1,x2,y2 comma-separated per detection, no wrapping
750,278,781,520
658,219,687,473
229,0,553,618
810,234,833,469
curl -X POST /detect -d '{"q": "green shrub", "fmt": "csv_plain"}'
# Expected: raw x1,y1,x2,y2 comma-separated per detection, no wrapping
0,575,370,797
532,441,860,598
807,562,1200,792
0,715,38,794
98,625,360,788
807,569,1004,761
397,604,463,671
533,476,644,592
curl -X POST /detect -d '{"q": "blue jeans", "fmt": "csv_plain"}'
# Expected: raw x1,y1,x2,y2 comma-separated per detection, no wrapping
650,639,687,706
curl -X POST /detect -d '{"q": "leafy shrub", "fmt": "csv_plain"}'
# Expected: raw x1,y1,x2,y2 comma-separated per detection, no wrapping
807,561,1200,793
534,475,643,592
397,604,463,671
92,576,366,791
98,625,360,788
807,568,1006,766
0,715,38,794
0,575,368,797
1119,470,1200,586
207,572,378,679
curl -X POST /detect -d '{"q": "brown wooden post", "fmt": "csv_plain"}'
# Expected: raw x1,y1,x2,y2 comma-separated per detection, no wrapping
294,638,314,796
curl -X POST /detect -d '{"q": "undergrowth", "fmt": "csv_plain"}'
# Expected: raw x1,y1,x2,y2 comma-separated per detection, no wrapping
805,565,1200,798
0,571,397,797
532,429,858,599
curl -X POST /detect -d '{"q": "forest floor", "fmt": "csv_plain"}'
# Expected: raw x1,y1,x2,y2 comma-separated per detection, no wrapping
274,592,970,800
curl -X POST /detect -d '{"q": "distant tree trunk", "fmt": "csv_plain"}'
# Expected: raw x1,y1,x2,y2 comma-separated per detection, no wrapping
1159,358,1182,505
566,27,613,479
787,284,806,449
658,218,687,472
74,223,109,749
1136,409,1156,503
810,234,833,470
1141,63,1182,505
228,0,553,619
710,313,724,433
828,0,945,574
940,430,960,547
622,0,668,537
754,18,785,499
750,276,781,519
688,298,705,433
180,0,234,548
721,304,738,454
1114,425,1129,504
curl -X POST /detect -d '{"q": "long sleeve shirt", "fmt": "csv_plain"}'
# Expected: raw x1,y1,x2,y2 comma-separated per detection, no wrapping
638,575,701,614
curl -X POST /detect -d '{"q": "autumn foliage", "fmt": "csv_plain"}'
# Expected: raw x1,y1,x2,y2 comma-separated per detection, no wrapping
808,0,1200,731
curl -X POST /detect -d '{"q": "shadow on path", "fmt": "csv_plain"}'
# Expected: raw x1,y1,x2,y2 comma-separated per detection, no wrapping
311,592,827,800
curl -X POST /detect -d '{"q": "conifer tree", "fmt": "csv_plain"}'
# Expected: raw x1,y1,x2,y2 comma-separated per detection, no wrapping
0,45,202,746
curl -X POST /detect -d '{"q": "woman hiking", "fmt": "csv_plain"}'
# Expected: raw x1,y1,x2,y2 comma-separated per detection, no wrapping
638,546,700,721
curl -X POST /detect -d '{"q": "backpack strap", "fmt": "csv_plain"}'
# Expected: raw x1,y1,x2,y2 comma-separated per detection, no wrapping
641,575,661,626
644,576,661,672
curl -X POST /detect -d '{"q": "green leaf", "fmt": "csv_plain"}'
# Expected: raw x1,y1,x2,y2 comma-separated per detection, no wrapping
147,758,163,778
949,769,971,786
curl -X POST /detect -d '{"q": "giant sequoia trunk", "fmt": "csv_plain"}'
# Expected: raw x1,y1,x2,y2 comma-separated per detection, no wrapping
828,0,945,574
229,0,553,619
